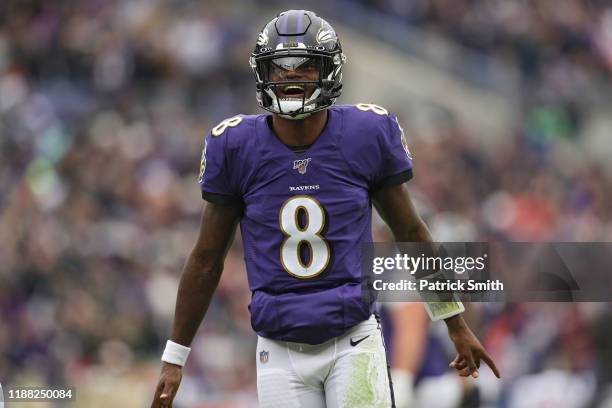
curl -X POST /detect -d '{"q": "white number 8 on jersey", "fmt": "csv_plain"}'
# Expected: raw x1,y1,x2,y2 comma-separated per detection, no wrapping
279,196,331,279
355,103,388,116
211,115,243,136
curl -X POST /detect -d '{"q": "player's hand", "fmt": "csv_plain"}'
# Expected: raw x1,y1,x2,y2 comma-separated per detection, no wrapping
446,316,500,379
151,362,183,408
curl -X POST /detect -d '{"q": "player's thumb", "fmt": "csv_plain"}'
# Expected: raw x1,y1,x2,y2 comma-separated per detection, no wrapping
160,380,176,404
467,353,479,378
150,383,164,407
465,351,478,378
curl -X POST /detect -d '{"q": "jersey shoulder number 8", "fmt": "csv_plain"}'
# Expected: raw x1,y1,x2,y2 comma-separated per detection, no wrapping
355,103,389,116
212,115,243,136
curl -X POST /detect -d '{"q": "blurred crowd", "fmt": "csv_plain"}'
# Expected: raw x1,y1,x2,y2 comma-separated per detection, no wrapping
363,0,612,100
0,0,259,405
0,0,611,407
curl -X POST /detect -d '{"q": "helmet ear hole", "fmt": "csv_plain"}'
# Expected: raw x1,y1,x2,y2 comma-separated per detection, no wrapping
256,60,270,82
321,79,334,91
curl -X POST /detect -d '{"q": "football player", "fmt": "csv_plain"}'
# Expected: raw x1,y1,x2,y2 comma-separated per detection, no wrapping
151,10,499,408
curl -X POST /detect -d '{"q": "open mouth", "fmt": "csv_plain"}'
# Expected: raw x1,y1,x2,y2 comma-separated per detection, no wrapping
281,85,306,98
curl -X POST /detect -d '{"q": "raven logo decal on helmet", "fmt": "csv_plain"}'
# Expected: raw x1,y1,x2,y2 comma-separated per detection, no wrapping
250,10,346,119
257,28,269,47
316,27,336,45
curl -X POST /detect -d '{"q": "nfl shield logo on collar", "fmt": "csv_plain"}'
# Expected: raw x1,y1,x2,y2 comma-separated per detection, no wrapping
293,158,311,174
259,350,269,364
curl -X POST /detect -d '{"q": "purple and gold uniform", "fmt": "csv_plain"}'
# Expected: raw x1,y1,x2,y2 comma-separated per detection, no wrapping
199,104,412,344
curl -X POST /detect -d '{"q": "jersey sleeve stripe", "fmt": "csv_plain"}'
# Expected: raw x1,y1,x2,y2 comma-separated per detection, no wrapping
202,191,244,208
370,169,413,193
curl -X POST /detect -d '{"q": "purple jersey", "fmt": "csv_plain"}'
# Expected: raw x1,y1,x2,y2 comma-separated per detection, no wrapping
199,104,413,344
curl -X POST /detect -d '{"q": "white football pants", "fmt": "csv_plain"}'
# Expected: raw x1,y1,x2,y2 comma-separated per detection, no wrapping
256,315,393,408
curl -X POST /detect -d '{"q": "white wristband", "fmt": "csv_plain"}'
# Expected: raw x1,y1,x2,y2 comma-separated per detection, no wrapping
161,340,191,366
424,301,465,321
417,269,465,321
